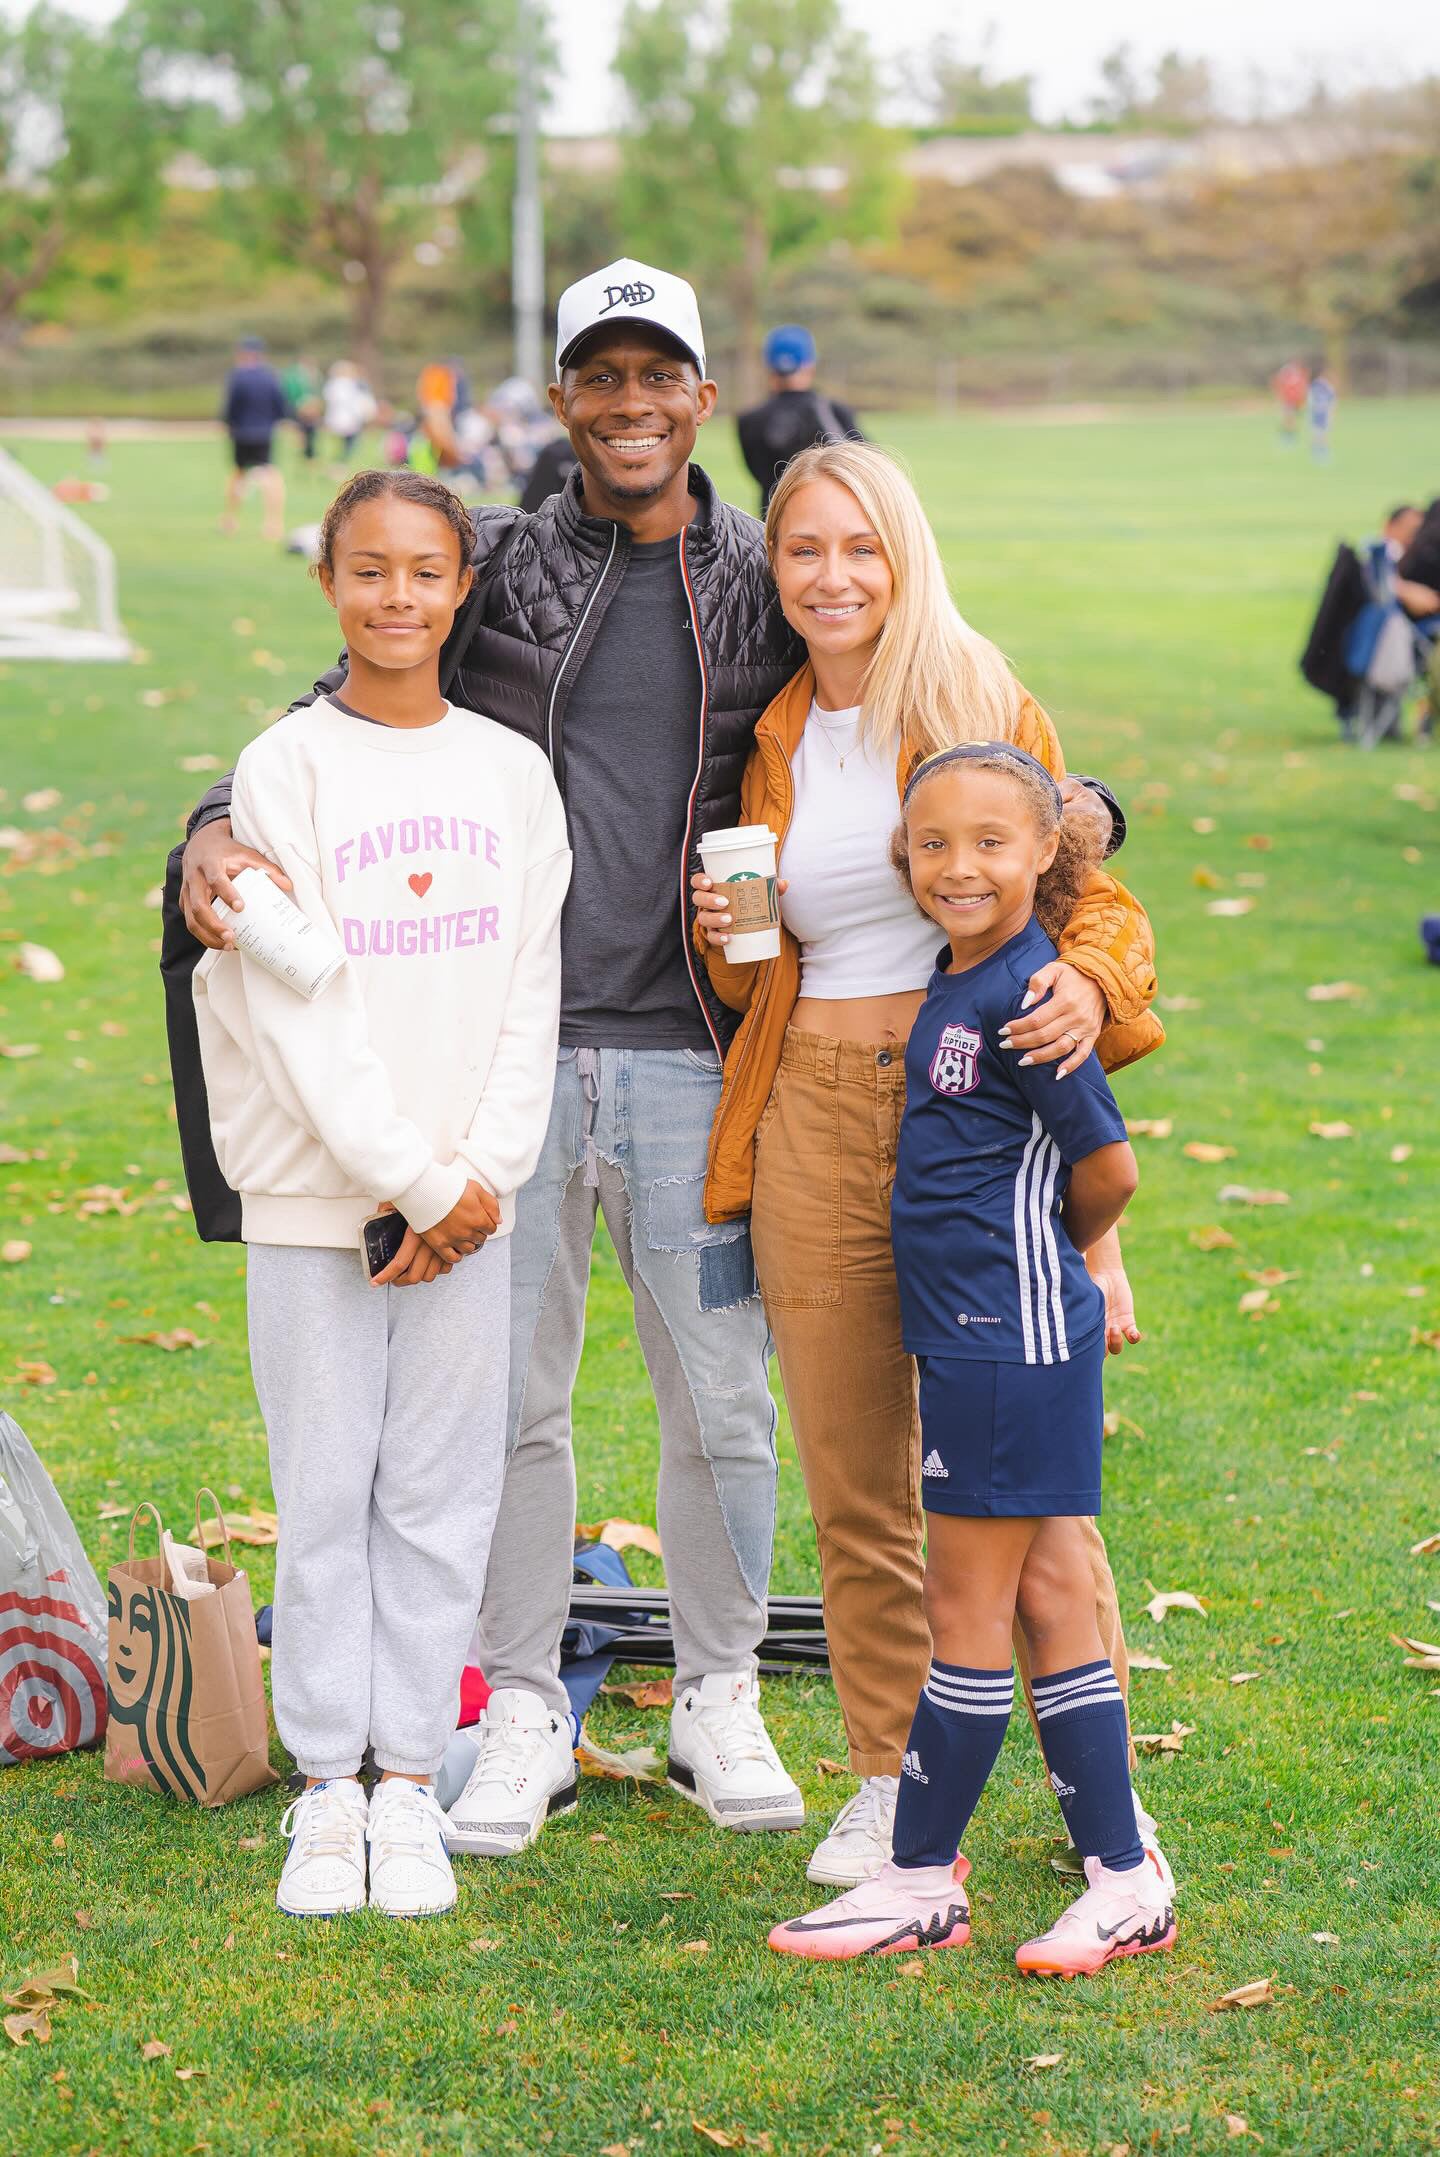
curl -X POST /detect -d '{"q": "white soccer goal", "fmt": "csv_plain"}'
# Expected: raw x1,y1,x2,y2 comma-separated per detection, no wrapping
0,447,130,662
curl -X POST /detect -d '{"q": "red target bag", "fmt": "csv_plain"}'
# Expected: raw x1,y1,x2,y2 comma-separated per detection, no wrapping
0,1411,108,1765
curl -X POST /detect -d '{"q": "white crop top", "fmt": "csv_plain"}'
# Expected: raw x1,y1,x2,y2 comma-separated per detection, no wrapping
780,700,937,999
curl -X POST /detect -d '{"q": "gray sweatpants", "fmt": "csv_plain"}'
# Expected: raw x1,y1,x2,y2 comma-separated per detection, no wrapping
247,1239,510,1780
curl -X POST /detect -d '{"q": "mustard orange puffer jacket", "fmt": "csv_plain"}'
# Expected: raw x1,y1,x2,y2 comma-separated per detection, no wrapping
699,666,1163,1223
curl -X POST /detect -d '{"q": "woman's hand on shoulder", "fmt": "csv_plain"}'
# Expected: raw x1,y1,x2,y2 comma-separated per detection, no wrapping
690,871,787,950
999,961,1106,1080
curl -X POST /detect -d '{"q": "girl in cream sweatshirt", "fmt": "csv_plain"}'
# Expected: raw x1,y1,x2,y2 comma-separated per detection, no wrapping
193,471,570,1921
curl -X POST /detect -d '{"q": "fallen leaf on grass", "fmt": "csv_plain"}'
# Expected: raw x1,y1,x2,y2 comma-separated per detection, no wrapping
1229,1672,1261,1685
237,1835,265,1851
681,1939,709,1954
575,1517,663,1561
896,1958,926,1975
175,2066,206,2081
3,2009,51,2046
0,1143,34,1164
1237,1289,1278,1317
0,1043,41,1059
1306,981,1364,1002
1248,1266,1298,1288
693,2123,744,2148
601,2144,630,2156
1390,1634,1440,1671
139,2038,171,2061
119,1329,207,1353
1191,816,1216,834
1207,897,1254,917
816,1757,848,1776
1143,1588,1207,1623
1311,1931,1341,1945
1190,1224,1237,1251
16,942,64,983
96,1501,130,1520
1210,1977,1274,2012
1133,1722,1196,1757
1244,833,1273,851
1128,1653,1172,1672
1049,1851,1085,1877
1218,1185,1290,1207
1023,2053,1064,2070
16,1360,56,1385
143,886,164,910
1412,1332,1440,1355
467,1937,502,1953
76,1184,140,1217
2,1240,31,1263
1103,1411,1147,1440
1192,866,1223,889
98,1021,127,1039
600,1677,675,1710
1309,1121,1354,1141
1410,1533,1440,1556
73,1912,95,1933
197,1510,278,1548
576,1739,662,1784
1126,1118,1173,1139
178,755,221,773
1184,1141,1236,1163
1225,2116,1252,2139
1390,1144,1413,1164
3,1957,85,2011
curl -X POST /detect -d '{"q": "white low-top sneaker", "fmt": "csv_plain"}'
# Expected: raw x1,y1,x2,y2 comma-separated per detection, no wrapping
445,1688,579,1857
667,1669,805,1831
805,1773,898,1885
1133,1793,1176,1898
276,1778,369,1917
367,1778,457,1918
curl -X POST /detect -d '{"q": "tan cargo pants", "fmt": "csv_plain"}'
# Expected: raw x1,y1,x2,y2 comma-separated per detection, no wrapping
749,1028,1130,1776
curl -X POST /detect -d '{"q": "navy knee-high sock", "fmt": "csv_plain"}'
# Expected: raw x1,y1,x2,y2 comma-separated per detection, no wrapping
891,1661,1014,1869
1031,1659,1143,1873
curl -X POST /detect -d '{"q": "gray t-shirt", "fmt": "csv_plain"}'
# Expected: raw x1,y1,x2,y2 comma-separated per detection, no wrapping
558,534,710,1049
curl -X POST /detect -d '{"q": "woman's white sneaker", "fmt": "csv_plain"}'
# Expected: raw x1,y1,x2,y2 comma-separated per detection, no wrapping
367,1779,457,1918
444,1688,579,1857
667,1670,804,1831
275,1778,369,1917
805,1774,898,1885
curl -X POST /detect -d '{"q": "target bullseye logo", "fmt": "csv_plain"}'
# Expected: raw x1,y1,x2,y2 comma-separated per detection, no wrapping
0,1575,108,1764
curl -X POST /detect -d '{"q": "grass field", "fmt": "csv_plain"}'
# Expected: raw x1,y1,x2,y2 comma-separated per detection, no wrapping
2,404,1438,2157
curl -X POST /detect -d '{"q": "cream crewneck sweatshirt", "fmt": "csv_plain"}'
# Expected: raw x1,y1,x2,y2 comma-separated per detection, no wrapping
193,696,571,1248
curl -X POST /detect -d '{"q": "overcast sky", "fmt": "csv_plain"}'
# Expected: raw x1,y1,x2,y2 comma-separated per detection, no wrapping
546,0,1440,131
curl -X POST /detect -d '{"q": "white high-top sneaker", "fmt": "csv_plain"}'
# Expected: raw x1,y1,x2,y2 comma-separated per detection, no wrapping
667,1670,804,1831
275,1778,369,1917
367,1778,457,1918
805,1774,898,1885
444,1688,579,1857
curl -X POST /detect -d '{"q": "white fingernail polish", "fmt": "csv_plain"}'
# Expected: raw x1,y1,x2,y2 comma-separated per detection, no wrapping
1018,1054,1034,1068
1020,990,1037,1011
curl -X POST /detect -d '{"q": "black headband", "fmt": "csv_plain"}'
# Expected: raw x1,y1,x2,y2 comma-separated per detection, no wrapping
902,740,1064,814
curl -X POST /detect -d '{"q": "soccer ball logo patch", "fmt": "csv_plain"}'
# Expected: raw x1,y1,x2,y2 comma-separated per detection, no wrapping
929,1022,981,1096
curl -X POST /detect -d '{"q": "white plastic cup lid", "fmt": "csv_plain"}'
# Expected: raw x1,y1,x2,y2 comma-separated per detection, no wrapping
699,825,777,852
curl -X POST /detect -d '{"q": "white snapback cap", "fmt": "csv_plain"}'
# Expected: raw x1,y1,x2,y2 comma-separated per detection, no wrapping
554,257,706,378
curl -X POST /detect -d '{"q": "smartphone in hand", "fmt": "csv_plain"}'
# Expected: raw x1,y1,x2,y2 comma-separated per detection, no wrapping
360,1210,408,1280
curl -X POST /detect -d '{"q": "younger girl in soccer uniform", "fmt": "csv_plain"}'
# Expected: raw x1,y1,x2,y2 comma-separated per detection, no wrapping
768,742,1176,1975
194,470,570,1919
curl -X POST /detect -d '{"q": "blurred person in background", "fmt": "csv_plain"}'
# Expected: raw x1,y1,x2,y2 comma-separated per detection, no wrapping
1308,367,1337,461
220,336,288,543
1271,358,1309,446
737,325,865,513
282,355,323,462
324,361,378,468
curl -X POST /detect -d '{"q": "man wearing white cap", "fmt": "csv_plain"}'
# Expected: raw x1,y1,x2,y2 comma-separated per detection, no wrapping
169,258,809,1854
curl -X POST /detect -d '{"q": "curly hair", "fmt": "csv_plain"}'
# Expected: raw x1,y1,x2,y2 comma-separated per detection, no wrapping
888,752,1103,943
314,468,474,577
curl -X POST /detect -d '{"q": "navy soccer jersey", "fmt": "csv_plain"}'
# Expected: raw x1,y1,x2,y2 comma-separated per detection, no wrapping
893,917,1128,1364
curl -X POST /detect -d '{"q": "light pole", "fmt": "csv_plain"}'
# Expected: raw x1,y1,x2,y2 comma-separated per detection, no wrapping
512,0,545,390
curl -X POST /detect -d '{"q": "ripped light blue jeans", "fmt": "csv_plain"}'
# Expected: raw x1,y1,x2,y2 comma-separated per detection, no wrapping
472,1047,778,1709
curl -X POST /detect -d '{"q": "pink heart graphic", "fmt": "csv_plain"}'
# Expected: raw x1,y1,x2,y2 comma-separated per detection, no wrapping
408,872,433,898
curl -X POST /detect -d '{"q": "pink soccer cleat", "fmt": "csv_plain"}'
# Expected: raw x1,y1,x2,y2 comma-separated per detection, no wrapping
1016,1849,1176,1978
767,1856,971,1961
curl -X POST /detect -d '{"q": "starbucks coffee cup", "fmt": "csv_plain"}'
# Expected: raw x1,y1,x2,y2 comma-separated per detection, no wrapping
699,823,781,962
212,865,346,1000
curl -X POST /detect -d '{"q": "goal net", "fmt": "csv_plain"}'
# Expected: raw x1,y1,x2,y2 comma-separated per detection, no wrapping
0,447,130,662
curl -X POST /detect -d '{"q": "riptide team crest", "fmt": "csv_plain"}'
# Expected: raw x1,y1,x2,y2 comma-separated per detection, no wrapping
929,1021,982,1097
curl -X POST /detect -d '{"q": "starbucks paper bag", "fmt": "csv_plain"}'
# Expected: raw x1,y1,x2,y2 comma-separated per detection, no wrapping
105,1492,277,1807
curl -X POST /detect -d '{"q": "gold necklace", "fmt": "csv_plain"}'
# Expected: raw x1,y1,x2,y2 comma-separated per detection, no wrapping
812,712,862,771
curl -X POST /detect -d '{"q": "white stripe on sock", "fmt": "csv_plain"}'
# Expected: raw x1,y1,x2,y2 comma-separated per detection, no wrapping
1035,1684,1124,1722
1033,1666,1118,1703
923,1686,1014,1715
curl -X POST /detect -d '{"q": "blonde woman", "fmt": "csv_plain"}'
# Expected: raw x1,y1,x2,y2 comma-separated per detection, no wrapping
691,443,1164,1890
